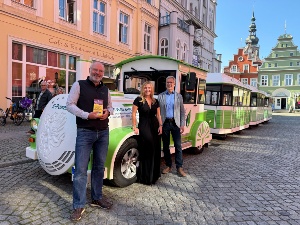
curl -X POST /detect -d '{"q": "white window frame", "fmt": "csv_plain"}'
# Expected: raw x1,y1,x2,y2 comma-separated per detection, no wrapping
285,74,293,86
182,44,187,61
272,75,280,86
297,62,300,66
93,0,106,35
243,64,249,71
119,12,129,44
290,62,293,66
160,38,168,56
144,24,151,52
250,78,257,87
261,75,268,86
12,0,35,7
176,40,180,60
241,78,248,85
59,0,77,24
275,63,278,67
268,63,271,68
231,65,237,72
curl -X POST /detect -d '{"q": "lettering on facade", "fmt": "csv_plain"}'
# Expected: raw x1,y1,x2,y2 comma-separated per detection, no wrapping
49,38,114,60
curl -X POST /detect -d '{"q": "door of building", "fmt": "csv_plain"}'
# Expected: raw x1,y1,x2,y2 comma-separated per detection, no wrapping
281,98,286,109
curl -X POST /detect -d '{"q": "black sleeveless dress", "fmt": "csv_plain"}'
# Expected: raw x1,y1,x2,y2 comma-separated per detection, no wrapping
133,97,161,185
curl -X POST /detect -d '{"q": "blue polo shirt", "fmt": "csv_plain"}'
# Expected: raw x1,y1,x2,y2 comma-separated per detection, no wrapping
166,91,175,118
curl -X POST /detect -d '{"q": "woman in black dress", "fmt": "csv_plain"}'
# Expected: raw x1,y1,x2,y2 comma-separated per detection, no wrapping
132,81,163,185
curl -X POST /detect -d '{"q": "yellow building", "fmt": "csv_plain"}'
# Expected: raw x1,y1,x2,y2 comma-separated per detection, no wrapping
0,0,159,108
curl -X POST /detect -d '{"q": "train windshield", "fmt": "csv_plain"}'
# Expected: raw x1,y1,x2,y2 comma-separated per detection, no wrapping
123,70,176,95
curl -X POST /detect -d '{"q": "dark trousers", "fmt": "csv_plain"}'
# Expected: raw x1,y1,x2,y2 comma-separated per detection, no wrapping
33,110,43,119
162,120,183,169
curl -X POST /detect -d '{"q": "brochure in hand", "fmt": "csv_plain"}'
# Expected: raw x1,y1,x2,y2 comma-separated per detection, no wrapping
93,99,103,116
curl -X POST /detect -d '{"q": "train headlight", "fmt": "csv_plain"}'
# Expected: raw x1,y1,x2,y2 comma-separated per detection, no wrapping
31,118,40,131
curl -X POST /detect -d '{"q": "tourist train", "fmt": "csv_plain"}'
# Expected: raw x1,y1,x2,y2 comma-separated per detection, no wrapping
26,56,271,187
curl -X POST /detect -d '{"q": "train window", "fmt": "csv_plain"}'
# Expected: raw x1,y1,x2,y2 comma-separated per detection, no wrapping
123,70,176,95
197,79,206,104
222,92,232,105
205,85,220,105
233,87,239,106
245,90,251,106
250,93,257,106
181,74,196,104
238,89,244,106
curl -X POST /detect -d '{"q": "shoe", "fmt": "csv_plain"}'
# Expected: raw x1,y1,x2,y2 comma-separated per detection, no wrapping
27,130,35,134
162,167,172,174
91,199,112,209
70,208,85,221
177,167,187,177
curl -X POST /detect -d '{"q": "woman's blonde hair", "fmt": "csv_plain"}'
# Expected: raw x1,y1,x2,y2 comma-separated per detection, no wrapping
139,81,155,104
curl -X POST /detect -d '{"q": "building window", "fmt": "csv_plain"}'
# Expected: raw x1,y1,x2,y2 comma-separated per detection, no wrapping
290,62,293,66
176,40,180,60
290,52,294,56
11,42,77,98
298,74,300,85
243,64,249,71
119,12,129,44
144,24,151,52
182,44,187,61
12,0,34,7
297,62,300,66
268,63,271,68
93,0,106,35
59,0,76,23
261,75,268,86
231,65,237,72
272,75,280,86
160,38,168,56
275,54,278,57
241,78,248,85
275,63,278,67
146,0,152,5
285,74,292,86
250,78,257,87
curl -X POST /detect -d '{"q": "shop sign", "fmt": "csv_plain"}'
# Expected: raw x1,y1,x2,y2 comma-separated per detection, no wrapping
49,38,114,60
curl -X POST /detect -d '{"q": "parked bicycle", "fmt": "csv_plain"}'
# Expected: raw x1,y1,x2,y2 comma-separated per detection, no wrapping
0,97,33,126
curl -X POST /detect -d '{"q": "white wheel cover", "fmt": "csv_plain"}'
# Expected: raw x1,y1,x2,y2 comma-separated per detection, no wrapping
36,94,76,175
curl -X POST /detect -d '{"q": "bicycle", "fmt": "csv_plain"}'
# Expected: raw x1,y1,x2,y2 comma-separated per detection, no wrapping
0,97,29,126
21,98,35,122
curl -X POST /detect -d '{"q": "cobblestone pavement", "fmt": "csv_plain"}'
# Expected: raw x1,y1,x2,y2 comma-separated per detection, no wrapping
1,113,300,225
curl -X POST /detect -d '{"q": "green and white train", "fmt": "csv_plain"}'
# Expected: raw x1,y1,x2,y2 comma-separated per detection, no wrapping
26,55,212,187
204,73,272,139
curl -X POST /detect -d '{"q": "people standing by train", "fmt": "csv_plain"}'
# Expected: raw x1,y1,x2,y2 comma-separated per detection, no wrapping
132,81,163,185
158,76,187,177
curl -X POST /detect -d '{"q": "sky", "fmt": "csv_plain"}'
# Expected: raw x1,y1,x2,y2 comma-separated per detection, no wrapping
214,0,300,70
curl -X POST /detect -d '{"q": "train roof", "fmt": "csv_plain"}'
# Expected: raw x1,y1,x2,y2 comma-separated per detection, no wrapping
206,73,252,90
244,84,271,97
115,55,208,72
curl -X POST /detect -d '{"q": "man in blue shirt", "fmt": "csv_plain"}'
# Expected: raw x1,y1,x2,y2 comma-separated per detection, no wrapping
158,76,186,177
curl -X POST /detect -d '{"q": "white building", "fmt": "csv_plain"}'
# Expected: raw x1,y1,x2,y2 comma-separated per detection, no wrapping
158,0,221,72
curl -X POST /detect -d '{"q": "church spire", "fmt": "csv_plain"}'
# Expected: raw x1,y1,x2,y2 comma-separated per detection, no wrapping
245,11,259,46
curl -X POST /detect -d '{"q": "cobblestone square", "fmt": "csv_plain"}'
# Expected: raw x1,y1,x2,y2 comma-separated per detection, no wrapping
0,113,300,224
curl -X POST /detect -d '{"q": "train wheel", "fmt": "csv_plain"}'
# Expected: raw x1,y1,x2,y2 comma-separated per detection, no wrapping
111,138,139,187
190,145,205,155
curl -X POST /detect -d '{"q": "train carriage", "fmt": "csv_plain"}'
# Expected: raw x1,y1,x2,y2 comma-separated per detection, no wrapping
204,73,252,138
